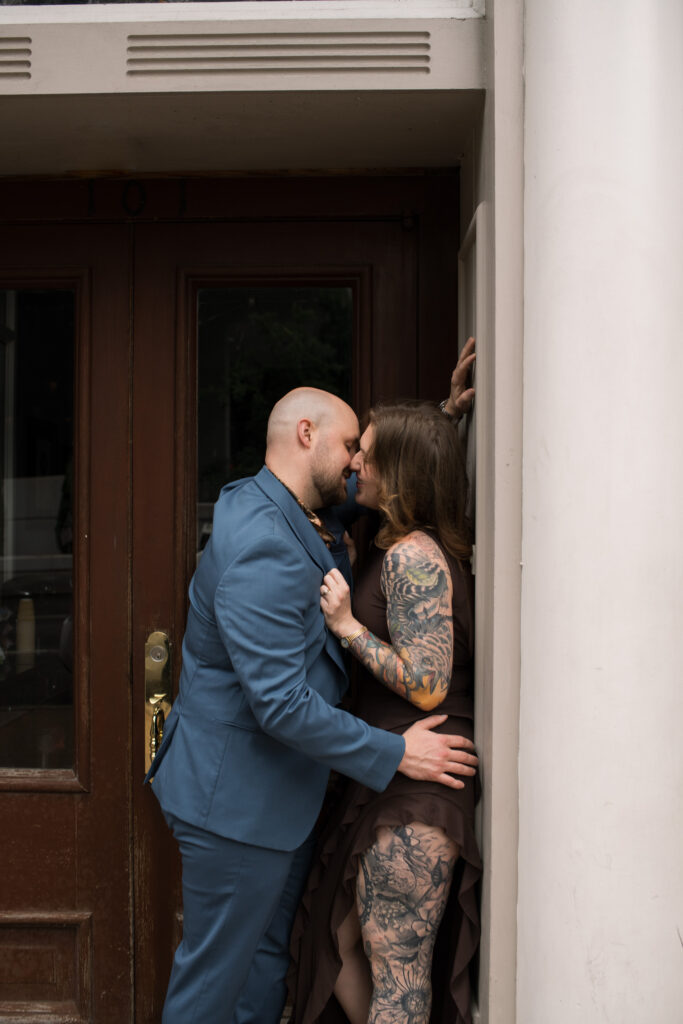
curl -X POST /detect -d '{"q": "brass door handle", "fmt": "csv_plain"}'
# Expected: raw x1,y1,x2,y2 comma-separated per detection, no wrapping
149,696,166,761
145,630,172,775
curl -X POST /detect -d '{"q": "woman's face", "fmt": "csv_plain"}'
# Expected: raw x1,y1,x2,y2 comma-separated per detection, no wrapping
351,424,381,509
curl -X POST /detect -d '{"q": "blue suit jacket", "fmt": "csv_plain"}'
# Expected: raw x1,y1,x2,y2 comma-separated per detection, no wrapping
147,467,404,851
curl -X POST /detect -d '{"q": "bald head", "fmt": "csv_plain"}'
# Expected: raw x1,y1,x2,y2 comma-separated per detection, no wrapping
266,387,354,451
265,387,359,508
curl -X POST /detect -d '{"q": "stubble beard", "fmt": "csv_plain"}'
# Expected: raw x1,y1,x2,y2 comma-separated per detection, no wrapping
311,450,348,508
312,469,347,509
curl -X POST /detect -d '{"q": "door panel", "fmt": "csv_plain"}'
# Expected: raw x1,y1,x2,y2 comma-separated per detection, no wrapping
0,227,132,1023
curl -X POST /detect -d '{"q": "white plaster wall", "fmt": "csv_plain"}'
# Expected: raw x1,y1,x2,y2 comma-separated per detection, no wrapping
519,2,683,1021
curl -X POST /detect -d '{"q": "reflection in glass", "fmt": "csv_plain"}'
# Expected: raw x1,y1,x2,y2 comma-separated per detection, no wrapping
0,291,74,769
197,286,353,550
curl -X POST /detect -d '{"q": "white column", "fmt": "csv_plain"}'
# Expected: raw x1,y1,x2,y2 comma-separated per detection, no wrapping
519,2,683,1021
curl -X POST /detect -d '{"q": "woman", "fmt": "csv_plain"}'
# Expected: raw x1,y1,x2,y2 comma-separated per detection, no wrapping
289,402,481,1024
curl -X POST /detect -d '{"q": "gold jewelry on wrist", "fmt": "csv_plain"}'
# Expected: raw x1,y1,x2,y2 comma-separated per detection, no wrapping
340,627,367,649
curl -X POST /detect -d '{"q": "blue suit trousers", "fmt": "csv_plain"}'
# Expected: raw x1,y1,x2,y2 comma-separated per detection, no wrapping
162,813,314,1024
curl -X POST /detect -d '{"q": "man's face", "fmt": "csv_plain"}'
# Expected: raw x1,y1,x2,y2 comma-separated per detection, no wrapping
310,407,359,508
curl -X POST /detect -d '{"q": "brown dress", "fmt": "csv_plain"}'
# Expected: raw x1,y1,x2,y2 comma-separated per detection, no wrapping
289,538,482,1024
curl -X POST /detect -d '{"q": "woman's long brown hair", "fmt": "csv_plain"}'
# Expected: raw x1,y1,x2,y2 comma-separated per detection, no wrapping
366,401,472,561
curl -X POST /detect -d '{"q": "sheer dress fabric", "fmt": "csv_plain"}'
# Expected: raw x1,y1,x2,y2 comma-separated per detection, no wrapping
289,538,482,1024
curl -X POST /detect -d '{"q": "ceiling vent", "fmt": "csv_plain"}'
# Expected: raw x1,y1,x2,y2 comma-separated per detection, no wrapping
126,31,431,77
0,36,31,79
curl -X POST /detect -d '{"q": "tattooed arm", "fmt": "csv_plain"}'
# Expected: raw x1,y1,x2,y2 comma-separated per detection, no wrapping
320,531,454,711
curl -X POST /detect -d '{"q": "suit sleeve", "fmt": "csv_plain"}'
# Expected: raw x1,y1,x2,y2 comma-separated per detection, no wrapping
214,531,404,791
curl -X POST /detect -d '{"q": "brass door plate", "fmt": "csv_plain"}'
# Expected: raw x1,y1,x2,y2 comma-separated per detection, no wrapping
144,630,172,776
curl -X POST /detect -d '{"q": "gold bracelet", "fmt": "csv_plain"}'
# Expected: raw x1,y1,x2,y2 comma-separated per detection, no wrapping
340,627,367,649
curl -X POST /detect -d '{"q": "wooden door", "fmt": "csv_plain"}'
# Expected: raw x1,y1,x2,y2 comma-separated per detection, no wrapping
131,215,424,1020
0,176,458,1023
0,225,133,1022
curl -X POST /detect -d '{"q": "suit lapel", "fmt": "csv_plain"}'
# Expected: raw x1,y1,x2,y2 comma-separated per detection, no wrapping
254,467,347,676
323,626,347,675
254,467,336,576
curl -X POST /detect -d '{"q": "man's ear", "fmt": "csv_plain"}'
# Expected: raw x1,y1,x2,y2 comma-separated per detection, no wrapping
297,417,314,448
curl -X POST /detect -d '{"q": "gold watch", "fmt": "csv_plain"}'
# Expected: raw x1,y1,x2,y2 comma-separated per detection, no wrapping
340,627,367,648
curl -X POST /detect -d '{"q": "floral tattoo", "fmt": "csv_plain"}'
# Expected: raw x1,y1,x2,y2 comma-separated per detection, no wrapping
356,823,458,1024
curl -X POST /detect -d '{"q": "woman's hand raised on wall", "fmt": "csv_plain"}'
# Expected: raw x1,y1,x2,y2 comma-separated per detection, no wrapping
442,335,476,421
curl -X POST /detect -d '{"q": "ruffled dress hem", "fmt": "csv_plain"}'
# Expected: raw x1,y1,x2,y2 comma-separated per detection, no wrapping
289,770,481,1024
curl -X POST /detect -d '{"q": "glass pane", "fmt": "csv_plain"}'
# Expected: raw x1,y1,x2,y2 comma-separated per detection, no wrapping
0,290,74,769
197,285,353,551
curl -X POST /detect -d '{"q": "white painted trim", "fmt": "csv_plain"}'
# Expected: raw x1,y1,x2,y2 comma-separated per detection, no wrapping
0,9,484,96
0,0,484,28
472,2,524,1022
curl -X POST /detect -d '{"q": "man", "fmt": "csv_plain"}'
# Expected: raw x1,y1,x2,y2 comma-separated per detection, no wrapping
146,387,477,1024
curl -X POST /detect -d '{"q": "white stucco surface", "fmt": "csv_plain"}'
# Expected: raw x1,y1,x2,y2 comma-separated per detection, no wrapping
520,2,683,1020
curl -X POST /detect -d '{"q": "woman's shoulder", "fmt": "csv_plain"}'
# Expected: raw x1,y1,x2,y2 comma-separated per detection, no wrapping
385,529,446,560
382,530,450,582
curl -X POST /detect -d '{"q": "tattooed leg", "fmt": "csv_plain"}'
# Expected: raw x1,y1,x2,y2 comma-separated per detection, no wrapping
356,823,459,1024
333,906,372,1024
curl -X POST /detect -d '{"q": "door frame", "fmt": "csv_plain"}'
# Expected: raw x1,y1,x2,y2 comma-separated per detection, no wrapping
125,175,460,1020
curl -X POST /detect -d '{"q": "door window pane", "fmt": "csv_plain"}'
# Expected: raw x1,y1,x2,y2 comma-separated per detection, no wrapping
0,290,74,769
197,286,352,551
